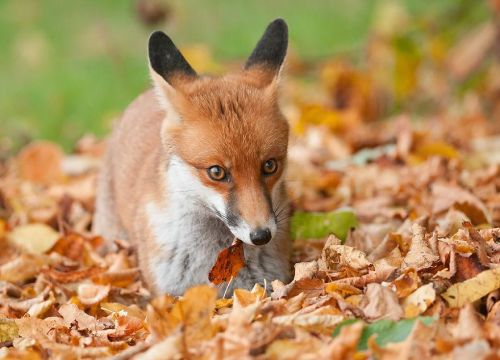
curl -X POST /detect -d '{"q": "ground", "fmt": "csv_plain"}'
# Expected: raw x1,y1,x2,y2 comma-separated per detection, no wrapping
0,1,499,359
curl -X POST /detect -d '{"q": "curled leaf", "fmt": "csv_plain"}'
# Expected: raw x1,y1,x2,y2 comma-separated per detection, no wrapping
77,283,110,306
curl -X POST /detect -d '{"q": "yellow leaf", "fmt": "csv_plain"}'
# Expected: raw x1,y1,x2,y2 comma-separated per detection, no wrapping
0,219,6,239
7,223,60,254
233,288,259,307
251,283,266,299
294,104,343,134
442,268,500,307
0,318,18,342
146,294,179,339
403,283,436,317
180,44,221,74
326,282,362,296
101,302,146,320
215,298,233,310
415,141,460,160
179,285,217,346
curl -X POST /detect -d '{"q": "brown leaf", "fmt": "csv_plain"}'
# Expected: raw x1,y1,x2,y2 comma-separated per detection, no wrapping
319,322,364,360
16,141,64,185
402,224,440,271
454,254,484,283
360,283,403,321
318,236,372,272
49,233,86,261
43,266,104,283
463,221,490,266
432,183,491,225
208,239,245,285
0,253,45,283
453,304,483,342
58,303,99,331
77,283,110,306
392,268,420,298
146,295,179,340
178,285,217,346
272,278,325,300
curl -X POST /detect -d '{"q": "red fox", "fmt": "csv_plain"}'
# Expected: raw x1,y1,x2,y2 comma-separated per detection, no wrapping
93,19,292,295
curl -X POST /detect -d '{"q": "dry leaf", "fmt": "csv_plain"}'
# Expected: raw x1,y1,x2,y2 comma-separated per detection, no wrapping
7,223,60,254
0,318,18,342
43,266,104,283
134,331,183,360
432,183,492,225
318,236,372,272
402,224,440,271
27,293,55,318
77,283,110,306
319,321,364,360
453,304,483,342
360,283,403,321
208,239,245,285
16,141,64,185
178,285,217,346
442,267,500,307
0,253,45,283
402,283,436,317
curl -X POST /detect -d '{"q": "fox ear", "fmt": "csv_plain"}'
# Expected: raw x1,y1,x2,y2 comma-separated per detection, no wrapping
244,19,288,87
148,31,197,86
148,31,196,121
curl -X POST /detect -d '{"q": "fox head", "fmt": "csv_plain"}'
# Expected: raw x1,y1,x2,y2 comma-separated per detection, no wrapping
148,19,289,246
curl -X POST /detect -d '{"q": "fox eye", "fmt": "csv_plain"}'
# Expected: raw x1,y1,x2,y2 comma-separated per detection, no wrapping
207,165,227,181
262,159,278,175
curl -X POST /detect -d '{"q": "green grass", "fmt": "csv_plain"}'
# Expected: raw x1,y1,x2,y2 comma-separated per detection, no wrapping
0,0,490,150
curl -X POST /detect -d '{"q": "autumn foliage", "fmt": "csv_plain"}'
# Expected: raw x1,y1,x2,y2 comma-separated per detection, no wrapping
1,9,500,359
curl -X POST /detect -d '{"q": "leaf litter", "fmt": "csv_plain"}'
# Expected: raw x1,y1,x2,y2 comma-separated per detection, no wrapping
1,19,500,360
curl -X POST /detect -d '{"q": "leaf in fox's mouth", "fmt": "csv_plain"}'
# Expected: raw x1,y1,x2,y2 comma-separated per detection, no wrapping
208,238,246,285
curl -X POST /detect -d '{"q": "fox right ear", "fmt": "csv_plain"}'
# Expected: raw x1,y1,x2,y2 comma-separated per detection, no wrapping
244,19,288,88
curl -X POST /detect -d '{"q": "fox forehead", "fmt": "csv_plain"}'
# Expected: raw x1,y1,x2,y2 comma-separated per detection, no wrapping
170,76,289,168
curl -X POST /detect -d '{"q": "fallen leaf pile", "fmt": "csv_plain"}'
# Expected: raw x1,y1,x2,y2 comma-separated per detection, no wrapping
1,107,499,359
1,14,500,359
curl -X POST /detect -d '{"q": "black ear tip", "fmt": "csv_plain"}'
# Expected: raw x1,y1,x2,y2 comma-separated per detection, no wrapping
265,18,288,41
148,31,173,51
269,18,288,33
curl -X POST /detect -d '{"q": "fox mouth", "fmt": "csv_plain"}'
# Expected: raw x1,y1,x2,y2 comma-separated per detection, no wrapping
226,217,277,247
212,209,276,246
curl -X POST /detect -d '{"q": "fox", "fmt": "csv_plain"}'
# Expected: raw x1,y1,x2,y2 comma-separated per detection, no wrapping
93,19,292,296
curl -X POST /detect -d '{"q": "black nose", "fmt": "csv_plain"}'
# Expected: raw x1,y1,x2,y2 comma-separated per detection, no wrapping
250,228,272,245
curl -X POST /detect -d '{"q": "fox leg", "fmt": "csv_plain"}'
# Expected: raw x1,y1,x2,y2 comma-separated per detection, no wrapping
92,161,127,249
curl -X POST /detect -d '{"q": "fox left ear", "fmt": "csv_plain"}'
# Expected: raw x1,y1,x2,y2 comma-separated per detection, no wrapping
148,31,197,87
244,19,288,87
148,31,196,121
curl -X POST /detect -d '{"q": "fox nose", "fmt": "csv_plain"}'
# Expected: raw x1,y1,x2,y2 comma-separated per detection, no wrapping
250,228,272,245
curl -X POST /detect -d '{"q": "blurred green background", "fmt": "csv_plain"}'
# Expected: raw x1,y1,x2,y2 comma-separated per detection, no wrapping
0,0,493,149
